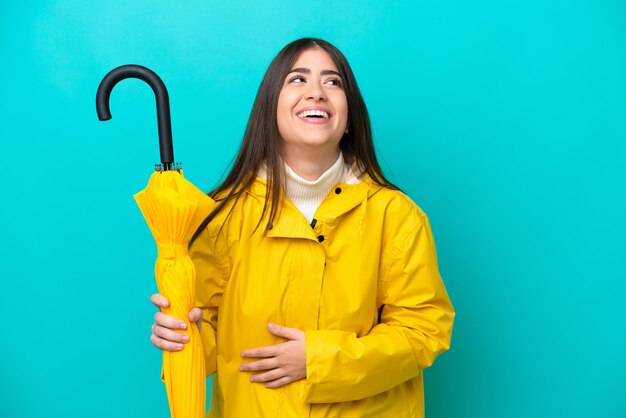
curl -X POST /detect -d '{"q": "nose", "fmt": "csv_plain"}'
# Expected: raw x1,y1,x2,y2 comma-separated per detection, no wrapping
305,80,326,101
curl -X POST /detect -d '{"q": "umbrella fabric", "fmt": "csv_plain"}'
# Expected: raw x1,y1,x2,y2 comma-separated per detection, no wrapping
134,170,214,418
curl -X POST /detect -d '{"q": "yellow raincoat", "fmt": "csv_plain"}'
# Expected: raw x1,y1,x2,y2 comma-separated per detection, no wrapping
190,174,454,418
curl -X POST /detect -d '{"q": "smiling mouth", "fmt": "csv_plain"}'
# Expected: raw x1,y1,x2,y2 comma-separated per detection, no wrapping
297,110,330,119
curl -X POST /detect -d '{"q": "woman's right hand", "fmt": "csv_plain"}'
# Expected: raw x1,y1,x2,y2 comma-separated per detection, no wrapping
150,293,203,351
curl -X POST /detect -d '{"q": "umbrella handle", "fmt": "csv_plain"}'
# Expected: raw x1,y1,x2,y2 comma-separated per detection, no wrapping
96,65,175,170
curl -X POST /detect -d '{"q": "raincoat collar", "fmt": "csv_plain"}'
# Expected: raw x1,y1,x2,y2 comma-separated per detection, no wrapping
246,174,383,240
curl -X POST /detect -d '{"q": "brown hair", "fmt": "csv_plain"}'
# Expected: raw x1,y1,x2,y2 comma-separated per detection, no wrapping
190,37,398,244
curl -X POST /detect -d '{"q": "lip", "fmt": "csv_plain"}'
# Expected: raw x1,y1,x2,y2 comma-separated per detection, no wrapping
294,106,333,124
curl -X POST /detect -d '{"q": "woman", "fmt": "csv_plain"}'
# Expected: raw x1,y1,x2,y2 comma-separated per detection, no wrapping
150,38,454,417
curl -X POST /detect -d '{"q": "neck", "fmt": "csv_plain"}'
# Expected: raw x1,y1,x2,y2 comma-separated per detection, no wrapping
281,146,341,181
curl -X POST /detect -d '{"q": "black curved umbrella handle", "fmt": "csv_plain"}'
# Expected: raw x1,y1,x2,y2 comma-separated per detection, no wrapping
96,65,175,170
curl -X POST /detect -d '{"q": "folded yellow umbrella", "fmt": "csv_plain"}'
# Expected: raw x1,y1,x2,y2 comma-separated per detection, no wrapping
135,169,213,418
96,65,211,418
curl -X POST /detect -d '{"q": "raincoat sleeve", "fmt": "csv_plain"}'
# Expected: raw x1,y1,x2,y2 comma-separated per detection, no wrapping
302,209,454,403
190,223,230,377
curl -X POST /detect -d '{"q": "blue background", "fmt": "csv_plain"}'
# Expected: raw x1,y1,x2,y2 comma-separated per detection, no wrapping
2,1,625,417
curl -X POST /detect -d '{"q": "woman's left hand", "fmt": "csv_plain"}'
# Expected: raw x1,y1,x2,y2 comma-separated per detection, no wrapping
240,323,306,388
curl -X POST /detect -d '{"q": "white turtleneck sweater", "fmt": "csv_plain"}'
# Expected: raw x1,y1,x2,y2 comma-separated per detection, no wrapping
258,151,363,223
284,152,349,223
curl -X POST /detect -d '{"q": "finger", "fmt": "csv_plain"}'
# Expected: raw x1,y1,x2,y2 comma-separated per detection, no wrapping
189,308,203,323
267,323,303,340
154,311,188,330
241,344,279,358
240,358,279,372
150,333,184,352
249,368,285,383
264,376,293,389
150,293,170,308
153,324,189,344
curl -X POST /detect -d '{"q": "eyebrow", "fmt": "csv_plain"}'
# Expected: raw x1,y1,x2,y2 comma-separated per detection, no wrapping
287,67,342,77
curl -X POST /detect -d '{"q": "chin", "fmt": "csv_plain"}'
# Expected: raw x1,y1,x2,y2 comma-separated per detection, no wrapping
300,140,339,150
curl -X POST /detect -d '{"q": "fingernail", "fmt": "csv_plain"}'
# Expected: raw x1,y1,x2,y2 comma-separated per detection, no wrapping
180,323,187,329
177,344,184,350
182,335,189,342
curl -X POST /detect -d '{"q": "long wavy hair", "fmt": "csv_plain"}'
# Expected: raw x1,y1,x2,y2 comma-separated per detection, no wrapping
190,38,398,244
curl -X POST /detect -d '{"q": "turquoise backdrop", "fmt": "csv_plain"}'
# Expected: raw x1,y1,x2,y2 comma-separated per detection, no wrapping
2,1,625,417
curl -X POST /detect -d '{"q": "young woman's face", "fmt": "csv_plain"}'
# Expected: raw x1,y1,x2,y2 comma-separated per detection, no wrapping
276,48,348,154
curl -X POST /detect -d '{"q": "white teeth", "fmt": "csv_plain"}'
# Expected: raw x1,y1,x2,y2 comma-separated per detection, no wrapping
297,109,329,119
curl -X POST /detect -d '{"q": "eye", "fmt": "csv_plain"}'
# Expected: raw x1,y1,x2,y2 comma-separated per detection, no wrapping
325,78,343,88
288,75,306,84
